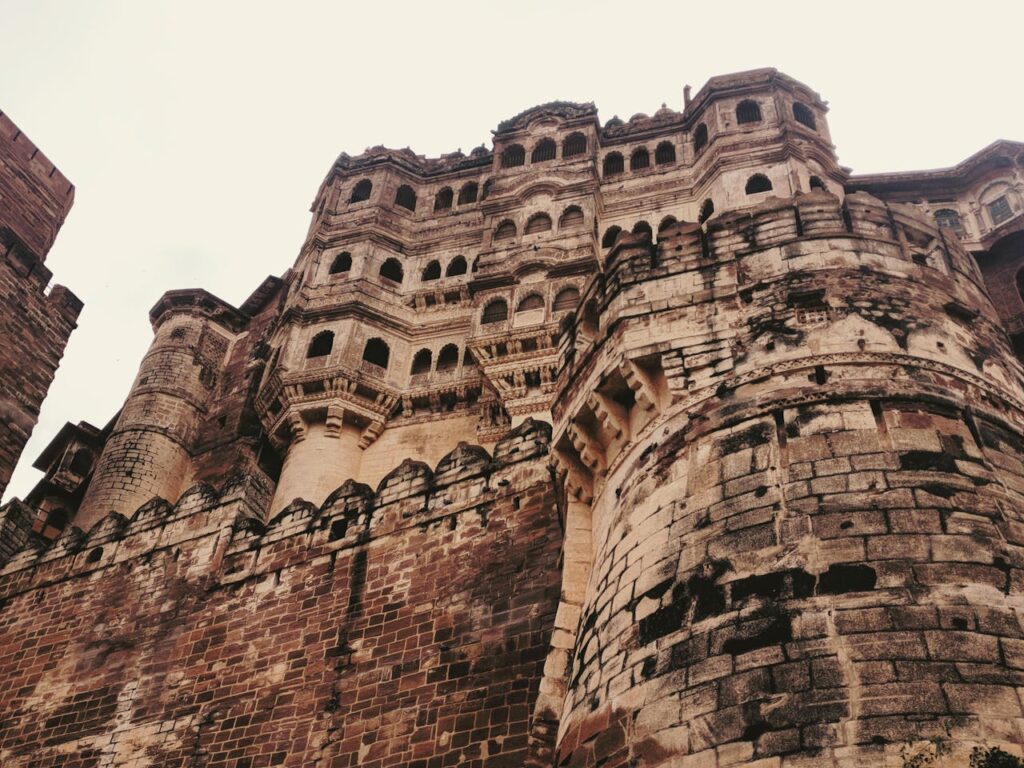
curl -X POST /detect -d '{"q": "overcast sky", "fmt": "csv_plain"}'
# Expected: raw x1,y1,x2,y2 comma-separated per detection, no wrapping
2,0,1021,501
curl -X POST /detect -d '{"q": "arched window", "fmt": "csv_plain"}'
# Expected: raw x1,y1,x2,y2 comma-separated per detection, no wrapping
380,258,404,283
422,260,441,281
471,256,481,272
792,103,816,130
482,299,508,324
560,206,584,228
699,199,715,224
350,179,372,203
329,252,352,274
362,338,390,369
434,187,453,211
601,225,622,248
531,138,557,163
630,148,650,171
494,220,517,240
411,348,432,375
481,178,494,200
525,213,552,234
69,449,91,476
457,182,478,205
693,123,709,153
935,208,965,236
655,141,676,165
517,294,545,312
395,185,417,211
632,221,653,238
809,176,826,191
736,100,762,124
745,174,773,194
603,152,624,176
502,144,525,168
446,256,468,276
658,216,678,234
563,132,587,157
437,344,459,371
553,287,580,312
308,330,334,358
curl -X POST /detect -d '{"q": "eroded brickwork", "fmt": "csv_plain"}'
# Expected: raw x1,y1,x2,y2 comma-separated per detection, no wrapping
0,111,80,497
0,422,560,767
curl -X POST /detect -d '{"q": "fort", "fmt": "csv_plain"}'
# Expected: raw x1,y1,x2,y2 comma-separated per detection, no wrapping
1,68,1024,767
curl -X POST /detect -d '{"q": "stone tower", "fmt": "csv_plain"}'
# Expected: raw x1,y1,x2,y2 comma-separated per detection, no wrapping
2,69,1024,767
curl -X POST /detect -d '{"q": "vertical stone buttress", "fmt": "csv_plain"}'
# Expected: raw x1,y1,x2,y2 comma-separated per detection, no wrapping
552,192,1024,766
268,410,365,513
77,300,234,529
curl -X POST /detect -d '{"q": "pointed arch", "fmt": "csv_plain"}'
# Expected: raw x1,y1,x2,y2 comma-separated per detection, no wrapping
457,182,478,205
563,132,587,158
380,257,404,283
603,152,624,176
502,144,525,168
421,260,441,281
446,256,468,276
482,299,509,324
655,141,676,165
411,348,432,375
601,225,622,248
350,178,372,203
525,213,552,234
494,219,517,240
745,174,773,194
736,100,762,124
559,205,584,229
395,185,417,211
693,123,708,153
437,344,460,371
553,286,581,312
308,330,334,358
362,338,390,369
531,138,557,163
434,187,453,211
630,147,650,171
329,252,352,274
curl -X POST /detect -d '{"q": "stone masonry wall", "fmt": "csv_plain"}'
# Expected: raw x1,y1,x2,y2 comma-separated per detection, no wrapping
550,192,1024,767
0,419,562,768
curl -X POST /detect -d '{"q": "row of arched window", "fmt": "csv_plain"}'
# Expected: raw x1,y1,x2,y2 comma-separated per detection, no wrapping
307,331,392,370
501,132,589,168
494,205,585,241
345,100,818,207
410,344,464,375
480,286,580,325
421,255,468,281
602,142,677,177
434,182,479,211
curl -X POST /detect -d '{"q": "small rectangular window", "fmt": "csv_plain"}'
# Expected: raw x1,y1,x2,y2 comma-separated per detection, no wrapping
988,196,1013,225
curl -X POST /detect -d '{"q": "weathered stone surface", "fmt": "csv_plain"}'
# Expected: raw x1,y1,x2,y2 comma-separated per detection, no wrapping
3,67,1024,767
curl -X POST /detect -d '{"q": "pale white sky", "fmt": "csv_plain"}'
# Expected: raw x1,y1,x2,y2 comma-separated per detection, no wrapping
2,0,1021,501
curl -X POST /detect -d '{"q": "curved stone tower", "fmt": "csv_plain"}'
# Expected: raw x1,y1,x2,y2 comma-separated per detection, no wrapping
550,191,1024,766
77,292,241,527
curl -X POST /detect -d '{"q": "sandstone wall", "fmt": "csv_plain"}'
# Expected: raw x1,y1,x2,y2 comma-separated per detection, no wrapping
550,192,1024,767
